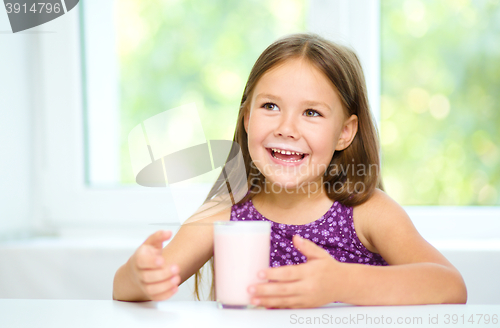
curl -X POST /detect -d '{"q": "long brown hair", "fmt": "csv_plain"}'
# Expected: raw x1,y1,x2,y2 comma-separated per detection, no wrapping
193,33,384,300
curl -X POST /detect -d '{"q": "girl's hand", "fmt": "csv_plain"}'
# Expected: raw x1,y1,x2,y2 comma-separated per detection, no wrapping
128,230,181,301
248,235,344,309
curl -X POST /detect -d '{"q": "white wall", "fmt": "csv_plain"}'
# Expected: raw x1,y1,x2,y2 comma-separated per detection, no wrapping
0,6,34,240
0,236,498,304
442,249,500,305
0,236,213,301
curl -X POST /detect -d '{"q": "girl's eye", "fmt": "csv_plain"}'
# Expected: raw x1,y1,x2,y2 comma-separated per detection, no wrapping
263,103,279,111
304,109,321,117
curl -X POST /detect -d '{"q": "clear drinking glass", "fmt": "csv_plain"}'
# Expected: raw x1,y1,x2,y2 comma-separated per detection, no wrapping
213,221,271,309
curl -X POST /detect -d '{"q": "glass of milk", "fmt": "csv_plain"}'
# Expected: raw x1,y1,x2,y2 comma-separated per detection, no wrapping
213,220,271,309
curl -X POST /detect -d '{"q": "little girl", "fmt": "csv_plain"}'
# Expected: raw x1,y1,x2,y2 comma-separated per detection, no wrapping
113,33,467,308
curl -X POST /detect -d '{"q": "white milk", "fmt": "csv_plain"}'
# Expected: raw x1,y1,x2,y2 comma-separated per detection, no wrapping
213,221,271,309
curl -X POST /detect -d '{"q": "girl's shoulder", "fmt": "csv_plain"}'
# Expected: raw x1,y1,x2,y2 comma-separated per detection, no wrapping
352,188,459,271
183,198,232,225
352,188,409,254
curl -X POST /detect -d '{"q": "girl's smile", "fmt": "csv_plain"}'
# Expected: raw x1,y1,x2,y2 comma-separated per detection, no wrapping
266,146,309,166
244,57,356,189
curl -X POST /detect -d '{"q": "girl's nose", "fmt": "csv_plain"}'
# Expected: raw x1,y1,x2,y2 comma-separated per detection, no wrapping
274,113,299,139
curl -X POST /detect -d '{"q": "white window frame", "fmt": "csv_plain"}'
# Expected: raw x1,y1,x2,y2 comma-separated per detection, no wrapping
307,0,500,225
34,0,499,235
34,5,176,231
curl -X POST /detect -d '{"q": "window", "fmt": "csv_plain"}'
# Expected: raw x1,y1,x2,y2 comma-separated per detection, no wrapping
380,0,500,206
84,0,309,187
74,0,384,228
35,0,498,233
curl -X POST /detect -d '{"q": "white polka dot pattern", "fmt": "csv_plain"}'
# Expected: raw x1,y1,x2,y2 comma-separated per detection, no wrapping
230,199,389,268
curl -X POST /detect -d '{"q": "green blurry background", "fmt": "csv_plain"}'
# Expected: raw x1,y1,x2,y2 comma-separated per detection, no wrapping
113,0,499,205
115,0,307,184
381,0,499,205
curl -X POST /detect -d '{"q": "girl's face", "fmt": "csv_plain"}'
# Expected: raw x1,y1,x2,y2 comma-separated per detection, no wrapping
244,57,358,190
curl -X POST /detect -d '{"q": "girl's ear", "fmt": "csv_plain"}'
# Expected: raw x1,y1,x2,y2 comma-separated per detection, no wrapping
335,114,358,151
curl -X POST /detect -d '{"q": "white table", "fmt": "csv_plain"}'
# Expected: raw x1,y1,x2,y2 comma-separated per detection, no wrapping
1,300,498,328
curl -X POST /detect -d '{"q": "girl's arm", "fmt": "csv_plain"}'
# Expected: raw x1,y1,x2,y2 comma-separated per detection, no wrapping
113,207,230,301
249,188,467,308
338,188,467,305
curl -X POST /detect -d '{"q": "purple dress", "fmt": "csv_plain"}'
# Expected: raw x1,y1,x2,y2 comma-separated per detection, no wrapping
230,199,388,267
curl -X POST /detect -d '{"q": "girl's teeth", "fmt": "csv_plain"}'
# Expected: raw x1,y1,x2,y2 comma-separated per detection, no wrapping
270,148,305,162
271,148,304,156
